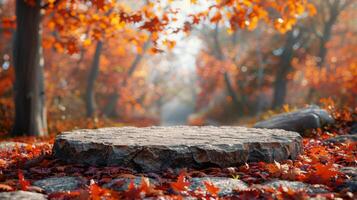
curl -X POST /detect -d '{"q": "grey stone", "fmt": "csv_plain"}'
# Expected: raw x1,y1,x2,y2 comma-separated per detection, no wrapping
254,106,334,134
261,180,328,194
308,197,329,200
189,177,248,196
338,167,357,192
0,142,27,150
33,176,84,193
0,191,46,200
339,180,357,192
53,126,302,172
325,135,357,143
350,122,357,134
340,167,357,180
103,176,157,191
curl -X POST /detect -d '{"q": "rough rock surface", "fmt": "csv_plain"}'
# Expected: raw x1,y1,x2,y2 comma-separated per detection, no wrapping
0,191,46,200
33,176,84,193
339,180,357,192
261,180,328,194
53,126,302,172
103,176,158,191
0,142,27,150
340,167,357,179
325,134,357,143
350,122,357,134
338,167,357,192
254,106,334,134
189,177,248,196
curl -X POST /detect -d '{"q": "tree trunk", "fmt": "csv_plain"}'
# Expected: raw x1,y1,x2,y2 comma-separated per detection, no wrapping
212,24,243,113
272,31,296,109
85,41,103,117
318,12,338,68
223,72,244,114
255,29,266,115
12,0,47,136
103,40,149,117
272,72,289,109
307,15,337,101
308,1,343,101
103,93,119,117
102,53,145,117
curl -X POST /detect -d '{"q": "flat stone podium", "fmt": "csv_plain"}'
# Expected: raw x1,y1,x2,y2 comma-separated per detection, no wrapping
53,126,302,172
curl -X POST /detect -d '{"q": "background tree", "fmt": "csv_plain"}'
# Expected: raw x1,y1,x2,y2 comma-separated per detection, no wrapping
3,0,316,135
10,0,154,135
12,0,47,136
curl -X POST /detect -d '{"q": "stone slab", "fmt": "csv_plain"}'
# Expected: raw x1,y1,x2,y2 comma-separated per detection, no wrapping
0,142,27,151
338,167,357,192
325,134,357,143
254,106,334,134
260,180,328,195
350,122,357,135
53,126,302,172
189,177,248,196
340,167,357,180
0,191,46,200
33,176,85,193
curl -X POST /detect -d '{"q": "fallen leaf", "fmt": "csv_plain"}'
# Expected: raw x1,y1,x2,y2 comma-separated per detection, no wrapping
170,171,190,192
18,170,30,191
0,183,13,191
204,181,220,196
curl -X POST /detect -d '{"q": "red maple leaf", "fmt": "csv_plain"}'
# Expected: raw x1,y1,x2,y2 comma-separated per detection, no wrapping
308,163,340,184
89,180,117,200
204,181,220,196
89,181,102,200
170,172,190,192
123,178,149,199
18,170,30,191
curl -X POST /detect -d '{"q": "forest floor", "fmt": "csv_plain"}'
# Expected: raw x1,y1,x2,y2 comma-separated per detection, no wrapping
0,106,355,199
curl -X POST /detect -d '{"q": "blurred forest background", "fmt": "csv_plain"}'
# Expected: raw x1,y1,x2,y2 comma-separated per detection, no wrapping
0,0,356,136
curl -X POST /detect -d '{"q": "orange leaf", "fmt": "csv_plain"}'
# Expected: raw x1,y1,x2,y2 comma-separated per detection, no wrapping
210,12,222,23
95,0,105,10
204,181,220,196
265,161,289,178
0,183,13,192
150,47,164,54
18,170,30,191
312,163,340,183
139,177,150,194
124,179,141,199
0,158,7,167
127,179,136,190
89,180,111,200
170,172,190,192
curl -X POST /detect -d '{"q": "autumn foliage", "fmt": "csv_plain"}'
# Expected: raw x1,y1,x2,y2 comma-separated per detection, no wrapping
0,0,326,134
